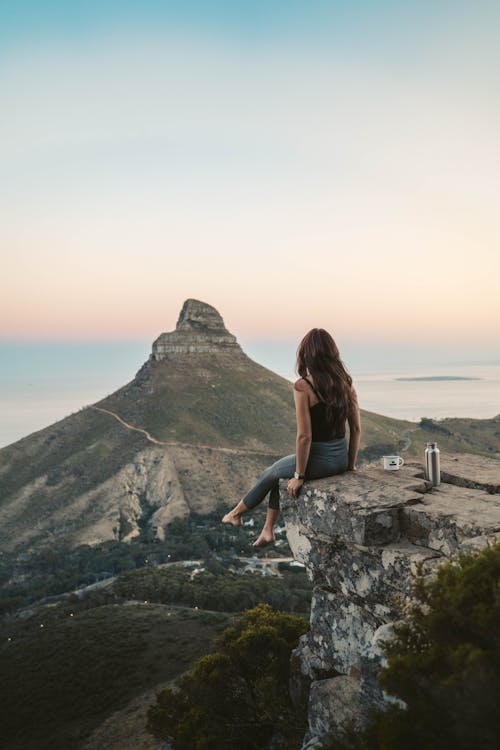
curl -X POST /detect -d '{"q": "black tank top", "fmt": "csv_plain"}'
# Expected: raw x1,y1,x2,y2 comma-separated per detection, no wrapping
302,377,346,441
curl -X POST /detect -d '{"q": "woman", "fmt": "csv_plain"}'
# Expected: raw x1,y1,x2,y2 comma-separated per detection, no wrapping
222,328,361,547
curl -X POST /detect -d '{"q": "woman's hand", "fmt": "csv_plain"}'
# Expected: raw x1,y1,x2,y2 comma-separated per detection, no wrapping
287,477,304,498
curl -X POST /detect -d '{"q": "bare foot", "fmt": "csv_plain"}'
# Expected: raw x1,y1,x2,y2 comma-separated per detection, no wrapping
221,512,243,527
252,530,275,547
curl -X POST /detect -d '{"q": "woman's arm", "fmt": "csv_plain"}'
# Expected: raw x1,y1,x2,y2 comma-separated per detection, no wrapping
347,387,361,470
287,380,312,497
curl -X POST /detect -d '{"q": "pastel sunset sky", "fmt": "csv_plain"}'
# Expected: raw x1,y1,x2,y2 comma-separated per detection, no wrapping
2,1,499,359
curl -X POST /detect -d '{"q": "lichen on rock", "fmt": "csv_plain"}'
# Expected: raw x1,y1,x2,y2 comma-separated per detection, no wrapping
280,456,500,748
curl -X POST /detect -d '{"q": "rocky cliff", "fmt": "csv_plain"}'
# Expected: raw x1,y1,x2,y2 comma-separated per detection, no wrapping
280,454,500,749
151,298,242,357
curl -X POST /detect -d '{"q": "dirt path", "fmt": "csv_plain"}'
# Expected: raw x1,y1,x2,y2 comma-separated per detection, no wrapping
89,405,279,457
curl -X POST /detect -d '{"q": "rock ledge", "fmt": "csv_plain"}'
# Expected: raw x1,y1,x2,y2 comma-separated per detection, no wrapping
280,454,500,748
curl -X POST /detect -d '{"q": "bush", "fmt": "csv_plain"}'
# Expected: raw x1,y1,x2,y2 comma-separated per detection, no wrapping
111,565,312,614
321,542,500,750
146,603,309,750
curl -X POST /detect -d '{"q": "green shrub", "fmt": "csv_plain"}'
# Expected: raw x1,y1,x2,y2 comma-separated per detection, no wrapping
146,603,309,750
321,542,500,750
111,565,311,614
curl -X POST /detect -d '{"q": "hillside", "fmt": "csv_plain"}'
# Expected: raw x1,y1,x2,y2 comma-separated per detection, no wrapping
0,299,498,555
0,597,231,750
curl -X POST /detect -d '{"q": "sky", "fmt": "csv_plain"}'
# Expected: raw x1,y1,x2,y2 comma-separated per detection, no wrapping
1,1,499,361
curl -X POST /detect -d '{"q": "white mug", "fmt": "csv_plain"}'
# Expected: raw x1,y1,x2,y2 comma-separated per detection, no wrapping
382,455,404,471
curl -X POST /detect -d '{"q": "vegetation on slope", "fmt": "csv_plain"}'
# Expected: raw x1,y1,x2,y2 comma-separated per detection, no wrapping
0,504,312,749
322,542,500,750
112,564,311,615
0,601,231,750
100,353,299,451
146,603,309,750
1,534,311,750
412,415,500,459
0,507,300,613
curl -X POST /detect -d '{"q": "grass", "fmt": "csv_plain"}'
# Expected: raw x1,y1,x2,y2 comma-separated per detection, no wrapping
0,599,232,750
102,353,298,451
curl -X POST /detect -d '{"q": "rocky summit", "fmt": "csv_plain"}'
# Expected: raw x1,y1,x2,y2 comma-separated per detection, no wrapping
152,298,242,357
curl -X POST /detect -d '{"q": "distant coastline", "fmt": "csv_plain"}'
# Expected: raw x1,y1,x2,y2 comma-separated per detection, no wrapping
395,376,481,382
1,344,499,448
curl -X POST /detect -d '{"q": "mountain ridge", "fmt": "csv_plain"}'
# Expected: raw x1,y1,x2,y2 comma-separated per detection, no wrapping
0,299,498,555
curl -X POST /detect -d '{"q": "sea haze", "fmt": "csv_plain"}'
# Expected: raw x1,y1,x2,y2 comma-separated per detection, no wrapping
0,341,499,449
0,342,151,450
353,365,499,423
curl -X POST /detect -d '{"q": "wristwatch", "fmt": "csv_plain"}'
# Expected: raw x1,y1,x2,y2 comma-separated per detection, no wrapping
294,472,305,480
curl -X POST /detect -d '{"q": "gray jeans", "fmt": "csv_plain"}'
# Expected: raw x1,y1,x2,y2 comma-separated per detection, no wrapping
242,437,348,511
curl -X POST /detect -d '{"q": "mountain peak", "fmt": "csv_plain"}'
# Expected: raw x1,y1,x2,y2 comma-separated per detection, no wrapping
175,299,228,333
151,299,242,359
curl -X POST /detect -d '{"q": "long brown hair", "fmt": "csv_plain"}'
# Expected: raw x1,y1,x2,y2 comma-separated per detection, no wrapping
296,328,353,426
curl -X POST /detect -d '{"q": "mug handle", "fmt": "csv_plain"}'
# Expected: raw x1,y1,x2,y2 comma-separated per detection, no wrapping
398,457,405,467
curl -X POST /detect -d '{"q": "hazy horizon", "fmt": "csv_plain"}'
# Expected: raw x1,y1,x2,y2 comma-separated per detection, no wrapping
1,336,499,449
2,333,500,371
2,1,500,352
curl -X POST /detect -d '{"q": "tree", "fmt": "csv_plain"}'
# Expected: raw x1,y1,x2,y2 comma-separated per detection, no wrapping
146,603,309,750
377,541,500,750
322,542,500,750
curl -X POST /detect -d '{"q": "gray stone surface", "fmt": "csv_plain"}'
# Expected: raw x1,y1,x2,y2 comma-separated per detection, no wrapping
400,482,500,555
308,676,361,739
283,465,429,546
281,457,500,748
304,586,390,675
440,453,500,494
152,298,242,358
295,533,440,603
358,622,407,722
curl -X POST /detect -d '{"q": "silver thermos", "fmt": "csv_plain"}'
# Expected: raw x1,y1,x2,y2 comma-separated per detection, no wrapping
425,442,441,485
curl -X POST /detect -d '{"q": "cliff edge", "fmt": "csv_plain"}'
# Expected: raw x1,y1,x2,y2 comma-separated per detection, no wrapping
280,454,500,749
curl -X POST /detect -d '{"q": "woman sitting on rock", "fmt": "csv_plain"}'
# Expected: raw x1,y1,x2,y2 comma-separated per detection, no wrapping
222,328,361,547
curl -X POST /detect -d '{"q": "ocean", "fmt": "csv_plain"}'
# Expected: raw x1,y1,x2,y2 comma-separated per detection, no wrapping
0,342,499,450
